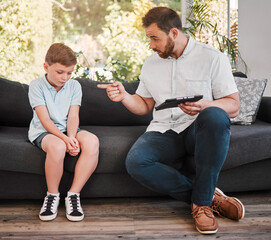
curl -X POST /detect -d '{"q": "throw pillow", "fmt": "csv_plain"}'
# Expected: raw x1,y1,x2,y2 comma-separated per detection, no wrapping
231,77,267,125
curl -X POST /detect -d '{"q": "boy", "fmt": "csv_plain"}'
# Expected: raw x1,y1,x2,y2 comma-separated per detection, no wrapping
28,43,99,222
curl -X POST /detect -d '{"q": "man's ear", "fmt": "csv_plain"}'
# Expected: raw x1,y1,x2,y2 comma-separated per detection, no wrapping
43,62,49,72
170,28,179,39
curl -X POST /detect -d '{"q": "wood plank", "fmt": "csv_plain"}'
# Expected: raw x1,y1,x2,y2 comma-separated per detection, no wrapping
0,191,271,239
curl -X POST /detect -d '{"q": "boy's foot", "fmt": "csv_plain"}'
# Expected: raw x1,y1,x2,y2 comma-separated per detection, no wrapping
212,187,245,220
39,193,60,221
65,193,84,221
191,203,218,235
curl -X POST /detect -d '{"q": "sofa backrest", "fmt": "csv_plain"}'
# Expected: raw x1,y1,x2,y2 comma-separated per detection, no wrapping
0,77,152,127
0,77,32,127
77,78,152,126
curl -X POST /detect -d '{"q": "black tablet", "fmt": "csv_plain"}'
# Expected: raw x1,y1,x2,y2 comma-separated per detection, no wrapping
155,95,203,111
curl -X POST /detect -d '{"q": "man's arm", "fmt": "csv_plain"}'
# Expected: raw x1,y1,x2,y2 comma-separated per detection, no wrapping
179,92,240,118
97,81,155,115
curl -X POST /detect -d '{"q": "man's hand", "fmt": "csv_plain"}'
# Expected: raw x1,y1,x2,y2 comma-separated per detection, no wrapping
179,99,205,116
97,81,127,102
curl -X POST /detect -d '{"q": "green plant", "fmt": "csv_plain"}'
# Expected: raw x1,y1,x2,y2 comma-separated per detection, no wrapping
73,51,131,82
184,0,246,70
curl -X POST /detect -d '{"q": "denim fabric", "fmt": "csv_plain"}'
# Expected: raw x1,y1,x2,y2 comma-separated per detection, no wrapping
126,107,231,206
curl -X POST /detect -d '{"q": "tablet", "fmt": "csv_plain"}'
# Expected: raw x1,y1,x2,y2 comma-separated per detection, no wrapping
155,95,203,111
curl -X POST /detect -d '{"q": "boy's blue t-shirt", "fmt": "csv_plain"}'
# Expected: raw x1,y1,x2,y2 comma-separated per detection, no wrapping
28,74,82,143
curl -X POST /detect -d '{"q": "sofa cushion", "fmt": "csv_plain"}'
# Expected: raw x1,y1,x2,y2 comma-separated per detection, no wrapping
0,126,45,175
0,78,32,127
183,120,271,173
231,77,267,125
2,120,271,176
77,78,152,126
65,125,148,173
0,125,147,175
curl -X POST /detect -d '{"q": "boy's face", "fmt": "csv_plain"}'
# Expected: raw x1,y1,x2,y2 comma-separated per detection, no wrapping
43,62,75,91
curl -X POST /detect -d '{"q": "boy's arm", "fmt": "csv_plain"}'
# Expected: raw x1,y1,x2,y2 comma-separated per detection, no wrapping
35,105,77,150
66,105,80,156
67,105,80,138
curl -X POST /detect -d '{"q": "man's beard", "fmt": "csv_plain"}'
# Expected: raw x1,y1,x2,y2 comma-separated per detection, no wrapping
154,37,174,59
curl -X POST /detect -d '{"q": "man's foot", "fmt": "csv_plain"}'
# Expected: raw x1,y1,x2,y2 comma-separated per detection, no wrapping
212,187,245,220
65,193,84,221
191,203,218,235
39,193,60,221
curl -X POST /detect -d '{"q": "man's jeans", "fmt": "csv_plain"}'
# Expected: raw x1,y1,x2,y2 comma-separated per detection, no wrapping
126,107,231,206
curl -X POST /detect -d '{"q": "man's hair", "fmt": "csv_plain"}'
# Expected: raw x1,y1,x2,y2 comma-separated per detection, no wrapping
45,43,77,66
142,7,182,34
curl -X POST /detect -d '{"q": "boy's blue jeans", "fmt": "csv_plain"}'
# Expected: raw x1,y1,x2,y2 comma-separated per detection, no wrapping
126,107,231,206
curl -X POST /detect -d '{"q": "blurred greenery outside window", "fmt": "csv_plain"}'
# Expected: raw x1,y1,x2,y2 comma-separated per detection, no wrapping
0,0,238,84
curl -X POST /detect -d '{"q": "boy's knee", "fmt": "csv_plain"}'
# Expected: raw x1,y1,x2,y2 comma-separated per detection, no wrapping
46,140,66,158
80,132,99,153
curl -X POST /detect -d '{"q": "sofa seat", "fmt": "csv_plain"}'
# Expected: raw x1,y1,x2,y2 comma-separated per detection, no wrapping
1,120,271,178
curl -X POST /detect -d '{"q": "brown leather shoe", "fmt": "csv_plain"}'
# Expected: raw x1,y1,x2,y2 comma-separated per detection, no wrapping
212,188,245,220
191,203,218,234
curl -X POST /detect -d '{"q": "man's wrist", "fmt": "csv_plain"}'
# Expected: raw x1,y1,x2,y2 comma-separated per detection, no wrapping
121,91,129,103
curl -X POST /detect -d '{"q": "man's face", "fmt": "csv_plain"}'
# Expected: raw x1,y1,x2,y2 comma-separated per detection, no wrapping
44,62,75,91
145,23,175,59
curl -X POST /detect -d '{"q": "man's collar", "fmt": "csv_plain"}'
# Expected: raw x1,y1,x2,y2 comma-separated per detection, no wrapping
181,35,194,57
166,35,195,60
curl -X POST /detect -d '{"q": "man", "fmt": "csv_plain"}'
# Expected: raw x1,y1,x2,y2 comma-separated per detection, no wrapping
98,7,245,235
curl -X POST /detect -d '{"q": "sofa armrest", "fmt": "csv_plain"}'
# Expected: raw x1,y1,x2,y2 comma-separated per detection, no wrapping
257,96,271,123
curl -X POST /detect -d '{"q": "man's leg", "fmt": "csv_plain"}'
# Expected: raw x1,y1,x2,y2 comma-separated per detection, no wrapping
126,130,193,203
186,107,244,234
185,107,231,207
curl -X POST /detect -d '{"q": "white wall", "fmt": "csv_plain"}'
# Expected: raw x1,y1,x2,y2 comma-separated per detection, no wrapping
238,0,271,96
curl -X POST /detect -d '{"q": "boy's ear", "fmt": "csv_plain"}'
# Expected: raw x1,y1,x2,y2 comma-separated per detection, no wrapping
43,62,49,72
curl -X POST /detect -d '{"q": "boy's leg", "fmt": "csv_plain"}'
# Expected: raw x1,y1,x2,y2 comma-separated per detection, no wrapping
68,131,99,193
65,130,99,221
36,133,66,221
41,134,67,194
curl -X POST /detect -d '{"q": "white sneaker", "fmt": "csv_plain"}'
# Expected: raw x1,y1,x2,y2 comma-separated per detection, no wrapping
65,193,84,221
39,193,60,221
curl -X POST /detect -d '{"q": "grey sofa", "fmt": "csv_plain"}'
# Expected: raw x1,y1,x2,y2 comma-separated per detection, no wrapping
1,77,271,200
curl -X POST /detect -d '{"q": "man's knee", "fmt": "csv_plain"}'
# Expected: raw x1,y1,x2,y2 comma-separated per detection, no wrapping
126,146,154,180
197,107,230,131
126,148,141,177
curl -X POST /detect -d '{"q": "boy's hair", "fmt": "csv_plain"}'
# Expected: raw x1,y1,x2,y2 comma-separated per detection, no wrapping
45,43,77,66
142,7,182,34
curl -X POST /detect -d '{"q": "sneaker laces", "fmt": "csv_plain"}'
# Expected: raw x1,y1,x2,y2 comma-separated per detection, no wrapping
43,195,57,212
69,194,81,214
191,206,218,219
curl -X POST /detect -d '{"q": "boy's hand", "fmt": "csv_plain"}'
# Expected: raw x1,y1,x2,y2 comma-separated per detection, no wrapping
68,136,80,156
64,136,80,156
97,81,127,102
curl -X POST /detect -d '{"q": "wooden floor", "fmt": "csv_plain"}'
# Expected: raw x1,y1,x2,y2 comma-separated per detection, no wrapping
0,190,271,240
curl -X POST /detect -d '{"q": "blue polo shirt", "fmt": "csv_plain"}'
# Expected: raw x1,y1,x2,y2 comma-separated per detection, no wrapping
28,75,82,143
